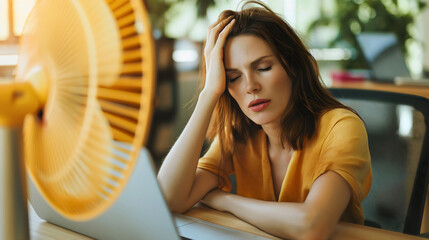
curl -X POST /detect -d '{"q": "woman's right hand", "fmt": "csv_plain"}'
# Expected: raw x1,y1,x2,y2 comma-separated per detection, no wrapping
202,16,235,99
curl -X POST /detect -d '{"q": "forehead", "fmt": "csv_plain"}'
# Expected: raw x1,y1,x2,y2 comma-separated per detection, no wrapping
224,34,274,67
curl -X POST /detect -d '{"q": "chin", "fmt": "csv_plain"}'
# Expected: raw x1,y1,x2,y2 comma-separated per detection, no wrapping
247,113,282,127
249,117,274,126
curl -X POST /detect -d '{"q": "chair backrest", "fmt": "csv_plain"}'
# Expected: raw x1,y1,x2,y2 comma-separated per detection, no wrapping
329,88,429,235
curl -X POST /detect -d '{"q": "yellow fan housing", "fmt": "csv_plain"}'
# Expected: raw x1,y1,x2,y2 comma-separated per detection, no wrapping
14,0,155,221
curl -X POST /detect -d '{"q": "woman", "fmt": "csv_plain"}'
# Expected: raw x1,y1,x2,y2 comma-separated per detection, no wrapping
157,1,372,239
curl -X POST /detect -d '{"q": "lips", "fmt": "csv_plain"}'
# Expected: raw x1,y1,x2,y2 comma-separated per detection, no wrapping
248,99,271,112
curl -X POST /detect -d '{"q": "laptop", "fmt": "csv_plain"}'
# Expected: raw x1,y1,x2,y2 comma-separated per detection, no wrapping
28,148,271,240
356,32,429,86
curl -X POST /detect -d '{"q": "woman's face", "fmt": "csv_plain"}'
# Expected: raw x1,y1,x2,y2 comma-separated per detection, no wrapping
225,34,292,126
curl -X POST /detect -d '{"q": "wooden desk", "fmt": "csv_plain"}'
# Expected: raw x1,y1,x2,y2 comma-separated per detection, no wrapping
331,81,429,99
29,204,426,240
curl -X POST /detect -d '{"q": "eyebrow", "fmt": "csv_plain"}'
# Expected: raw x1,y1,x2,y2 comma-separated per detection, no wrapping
225,55,273,72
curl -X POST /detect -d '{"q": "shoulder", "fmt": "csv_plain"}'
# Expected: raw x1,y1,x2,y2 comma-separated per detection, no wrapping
308,108,367,149
321,108,361,125
318,108,364,133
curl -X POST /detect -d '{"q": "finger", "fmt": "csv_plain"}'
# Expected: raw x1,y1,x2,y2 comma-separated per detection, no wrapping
213,18,235,51
205,16,234,53
208,15,233,38
205,16,233,51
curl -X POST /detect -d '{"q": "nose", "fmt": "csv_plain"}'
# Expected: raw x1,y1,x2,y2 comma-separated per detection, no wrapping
245,74,261,94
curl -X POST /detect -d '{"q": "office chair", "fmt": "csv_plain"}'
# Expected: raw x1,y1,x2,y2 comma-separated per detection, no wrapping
329,88,429,236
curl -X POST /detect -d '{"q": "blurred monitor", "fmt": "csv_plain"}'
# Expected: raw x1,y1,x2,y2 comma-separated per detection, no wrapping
356,32,410,83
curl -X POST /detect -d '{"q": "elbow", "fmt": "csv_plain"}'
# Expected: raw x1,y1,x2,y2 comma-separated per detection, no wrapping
162,193,193,215
168,202,190,215
162,196,187,214
292,212,334,240
157,190,184,215
157,178,189,214
299,228,329,240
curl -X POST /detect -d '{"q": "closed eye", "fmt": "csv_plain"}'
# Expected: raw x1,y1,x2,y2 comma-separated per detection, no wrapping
258,66,272,72
228,75,240,82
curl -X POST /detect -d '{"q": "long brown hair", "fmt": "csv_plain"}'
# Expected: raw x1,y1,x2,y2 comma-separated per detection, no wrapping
200,1,356,181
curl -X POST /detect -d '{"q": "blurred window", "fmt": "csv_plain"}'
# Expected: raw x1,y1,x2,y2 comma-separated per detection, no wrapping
0,0,9,41
0,0,36,43
13,0,36,36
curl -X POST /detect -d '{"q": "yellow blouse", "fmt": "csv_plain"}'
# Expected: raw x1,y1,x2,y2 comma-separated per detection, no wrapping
198,108,372,224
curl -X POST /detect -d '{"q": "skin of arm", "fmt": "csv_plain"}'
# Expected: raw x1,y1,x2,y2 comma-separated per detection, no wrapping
156,17,236,213
200,171,352,240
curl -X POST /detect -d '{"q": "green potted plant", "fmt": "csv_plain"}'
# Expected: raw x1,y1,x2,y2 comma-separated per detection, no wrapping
146,0,216,36
307,0,427,69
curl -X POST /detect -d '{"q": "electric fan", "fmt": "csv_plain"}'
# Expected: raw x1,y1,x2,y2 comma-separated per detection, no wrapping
0,0,155,239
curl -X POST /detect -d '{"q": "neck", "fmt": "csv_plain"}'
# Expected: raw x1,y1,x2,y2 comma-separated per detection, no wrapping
262,123,292,152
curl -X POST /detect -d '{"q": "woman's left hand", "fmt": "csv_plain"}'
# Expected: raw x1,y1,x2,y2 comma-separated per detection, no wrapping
200,189,232,212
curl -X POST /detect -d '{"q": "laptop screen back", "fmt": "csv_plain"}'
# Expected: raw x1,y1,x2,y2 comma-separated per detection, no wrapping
356,32,410,82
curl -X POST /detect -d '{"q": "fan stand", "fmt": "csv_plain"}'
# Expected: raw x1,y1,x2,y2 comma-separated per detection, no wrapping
0,127,29,240
0,81,41,240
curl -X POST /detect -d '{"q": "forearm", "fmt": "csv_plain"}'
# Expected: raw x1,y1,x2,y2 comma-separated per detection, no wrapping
206,172,350,240
222,194,317,239
157,91,218,212
158,15,236,213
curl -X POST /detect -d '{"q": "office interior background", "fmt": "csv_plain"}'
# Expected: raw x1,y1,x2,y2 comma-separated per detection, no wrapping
0,0,428,163
1,0,429,164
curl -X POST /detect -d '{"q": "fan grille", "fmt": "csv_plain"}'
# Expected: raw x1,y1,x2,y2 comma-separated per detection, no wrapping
20,0,155,220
